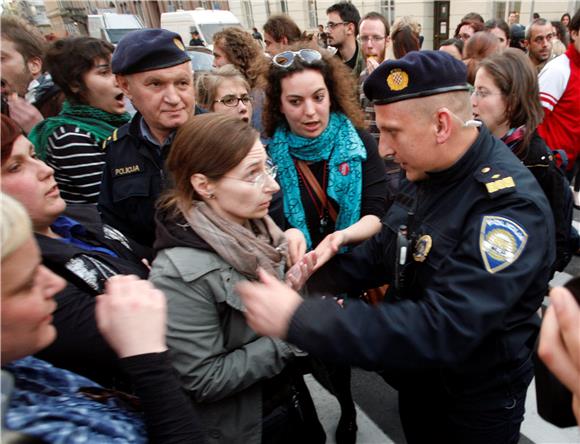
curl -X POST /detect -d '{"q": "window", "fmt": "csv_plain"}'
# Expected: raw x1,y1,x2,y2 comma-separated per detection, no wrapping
308,0,318,28
280,0,288,14
380,0,395,26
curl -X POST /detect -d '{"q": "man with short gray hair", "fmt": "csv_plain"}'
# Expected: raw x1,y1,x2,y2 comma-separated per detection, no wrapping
525,18,555,72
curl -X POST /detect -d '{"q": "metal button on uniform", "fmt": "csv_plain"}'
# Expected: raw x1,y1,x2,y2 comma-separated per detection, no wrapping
481,167,491,174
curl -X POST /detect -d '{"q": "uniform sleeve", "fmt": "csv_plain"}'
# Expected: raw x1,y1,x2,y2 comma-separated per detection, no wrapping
151,269,294,403
45,125,105,204
119,352,206,444
358,130,389,219
288,198,552,370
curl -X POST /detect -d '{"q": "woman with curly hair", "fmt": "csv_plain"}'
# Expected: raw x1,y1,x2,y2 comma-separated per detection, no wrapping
212,27,270,136
263,45,388,443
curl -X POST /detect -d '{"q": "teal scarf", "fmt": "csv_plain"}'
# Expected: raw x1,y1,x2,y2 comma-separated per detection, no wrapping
29,101,131,160
268,112,366,249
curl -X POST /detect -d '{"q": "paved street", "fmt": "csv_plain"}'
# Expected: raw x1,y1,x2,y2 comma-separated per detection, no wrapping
309,209,580,444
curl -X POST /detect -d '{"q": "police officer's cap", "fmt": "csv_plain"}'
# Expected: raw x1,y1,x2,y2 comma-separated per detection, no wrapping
112,29,190,75
363,50,469,105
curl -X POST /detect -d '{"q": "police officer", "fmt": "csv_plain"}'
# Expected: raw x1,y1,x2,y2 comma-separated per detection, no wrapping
237,51,555,444
98,29,197,247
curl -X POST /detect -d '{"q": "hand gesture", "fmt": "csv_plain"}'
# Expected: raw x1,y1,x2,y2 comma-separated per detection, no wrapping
285,228,307,267
95,275,167,358
285,251,317,291
313,231,345,271
7,93,44,133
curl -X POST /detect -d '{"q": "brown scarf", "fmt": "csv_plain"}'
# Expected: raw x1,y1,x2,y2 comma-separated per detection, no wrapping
180,201,288,279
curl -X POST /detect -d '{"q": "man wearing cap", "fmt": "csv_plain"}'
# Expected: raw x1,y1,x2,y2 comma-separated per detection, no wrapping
98,29,197,247
237,51,554,443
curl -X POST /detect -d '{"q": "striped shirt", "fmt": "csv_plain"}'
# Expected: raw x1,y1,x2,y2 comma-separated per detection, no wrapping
45,125,106,204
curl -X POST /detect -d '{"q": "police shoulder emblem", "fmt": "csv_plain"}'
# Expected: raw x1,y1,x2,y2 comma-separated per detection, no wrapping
479,216,527,274
413,234,432,262
173,37,185,51
386,68,409,91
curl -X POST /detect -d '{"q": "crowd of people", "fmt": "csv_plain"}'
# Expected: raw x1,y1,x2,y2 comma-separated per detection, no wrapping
1,3,580,444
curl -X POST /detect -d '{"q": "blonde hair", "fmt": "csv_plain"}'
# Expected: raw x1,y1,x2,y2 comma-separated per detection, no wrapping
196,65,251,111
1,193,32,261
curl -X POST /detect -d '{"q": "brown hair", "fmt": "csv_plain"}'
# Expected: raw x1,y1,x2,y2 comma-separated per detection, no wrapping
1,114,23,164
464,31,501,84
454,19,485,39
478,48,543,155
263,15,302,44
0,16,46,62
212,27,269,89
160,114,259,212
196,65,250,111
390,17,421,59
262,44,365,137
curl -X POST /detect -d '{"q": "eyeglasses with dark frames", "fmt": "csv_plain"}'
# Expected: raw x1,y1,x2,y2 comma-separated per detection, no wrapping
325,21,347,30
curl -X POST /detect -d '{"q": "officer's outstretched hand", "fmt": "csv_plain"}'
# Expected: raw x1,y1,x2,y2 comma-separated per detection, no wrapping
538,286,580,425
237,268,303,339
286,251,317,291
313,231,345,271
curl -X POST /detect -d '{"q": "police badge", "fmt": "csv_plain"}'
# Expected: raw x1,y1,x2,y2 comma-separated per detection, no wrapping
413,234,432,262
479,215,528,274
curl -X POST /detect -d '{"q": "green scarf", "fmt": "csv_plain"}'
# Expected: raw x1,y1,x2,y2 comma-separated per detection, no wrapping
29,101,131,160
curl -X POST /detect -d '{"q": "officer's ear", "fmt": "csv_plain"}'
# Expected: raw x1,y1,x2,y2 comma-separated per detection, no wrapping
434,108,453,144
190,173,216,201
117,74,131,99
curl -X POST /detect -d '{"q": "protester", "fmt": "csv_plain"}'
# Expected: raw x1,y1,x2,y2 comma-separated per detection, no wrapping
524,18,555,73
484,18,511,49
538,283,580,425
150,114,325,444
438,38,464,60
263,15,303,56
1,113,151,387
551,21,570,56
390,16,421,59
463,31,502,84
263,46,388,443
212,27,270,138
562,12,572,29
454,18,484,42
196,65,253,122
238,50,555,444
0,16,61,132
27,37,130,204
326,2,365,77
472,48,573,272
0,192,206,443
98,29,196,248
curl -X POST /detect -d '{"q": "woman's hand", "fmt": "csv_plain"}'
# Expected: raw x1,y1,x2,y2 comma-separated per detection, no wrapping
95,275,167,358
313,231,346,271
285,228,307,267
285,251,317,291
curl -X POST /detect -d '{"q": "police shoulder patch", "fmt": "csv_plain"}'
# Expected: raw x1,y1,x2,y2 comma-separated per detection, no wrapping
474,166,516,199
479,216,528,274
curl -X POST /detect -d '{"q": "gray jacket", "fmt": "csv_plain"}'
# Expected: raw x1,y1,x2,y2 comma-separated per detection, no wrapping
150,246,295,444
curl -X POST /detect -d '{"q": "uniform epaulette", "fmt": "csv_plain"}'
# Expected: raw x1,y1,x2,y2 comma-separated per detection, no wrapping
101,126,129,151
474,165,516,199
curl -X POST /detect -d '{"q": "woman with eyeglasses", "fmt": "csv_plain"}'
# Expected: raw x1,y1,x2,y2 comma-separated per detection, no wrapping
150,113,325,444
263,47,388,444
196,65,253,123
472,48,573,273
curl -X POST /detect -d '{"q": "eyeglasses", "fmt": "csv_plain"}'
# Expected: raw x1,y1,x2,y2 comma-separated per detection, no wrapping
214,94,253,107
223,163,278,188
272,49,323,68
360,35,386,43
471,89,503,99
325,21,347,30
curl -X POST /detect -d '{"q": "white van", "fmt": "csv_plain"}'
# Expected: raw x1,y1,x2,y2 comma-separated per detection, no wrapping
87,13,144,44
160,9,241,48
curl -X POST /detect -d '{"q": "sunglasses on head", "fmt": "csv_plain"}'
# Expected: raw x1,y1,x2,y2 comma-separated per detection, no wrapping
272,49,323,68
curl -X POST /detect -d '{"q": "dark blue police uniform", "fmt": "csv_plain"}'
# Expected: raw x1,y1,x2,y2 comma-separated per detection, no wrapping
286,52,556,444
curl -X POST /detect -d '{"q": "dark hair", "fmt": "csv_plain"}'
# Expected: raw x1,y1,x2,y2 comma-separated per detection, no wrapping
263,15,302,44
533,13,541,20
161,113,259,211
551,21,570,46
326,2,361,36
391,17,421,59
213,27,269,89
360,12,391,37
263,44,364,137
1,114,23,164
0,16,46,63
440,38,464,53
462,12,484,24
570,9,580,34
454,19,485,39
484,19,510,41
561,13,571,27
464,31,501,84
478,49,543,155
44,37,114,105
525,18,549,41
